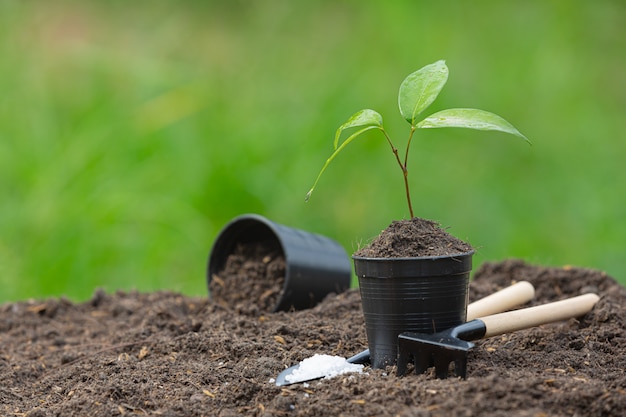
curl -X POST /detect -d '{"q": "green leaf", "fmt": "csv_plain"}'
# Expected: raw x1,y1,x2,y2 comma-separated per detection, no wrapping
334,109,382,149
306,123,383,202
416,108,530,142
398,60,449,125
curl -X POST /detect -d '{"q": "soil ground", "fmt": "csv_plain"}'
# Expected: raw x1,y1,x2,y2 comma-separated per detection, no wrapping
1,259,625,416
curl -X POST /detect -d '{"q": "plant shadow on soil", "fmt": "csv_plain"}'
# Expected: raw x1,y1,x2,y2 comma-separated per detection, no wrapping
1,260,625,416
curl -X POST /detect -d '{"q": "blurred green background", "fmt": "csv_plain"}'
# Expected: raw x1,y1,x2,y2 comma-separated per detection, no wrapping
1,1,624,303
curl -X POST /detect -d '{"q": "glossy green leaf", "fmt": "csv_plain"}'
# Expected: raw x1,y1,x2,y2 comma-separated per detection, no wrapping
398,60,448,125
417,108,530,142
334,109,383,149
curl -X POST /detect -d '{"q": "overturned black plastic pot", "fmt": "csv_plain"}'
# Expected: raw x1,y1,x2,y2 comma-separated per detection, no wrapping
353,251,474,369
208,214,352,312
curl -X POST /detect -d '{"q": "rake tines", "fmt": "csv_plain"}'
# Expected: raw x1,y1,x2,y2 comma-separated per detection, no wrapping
397,331,475,379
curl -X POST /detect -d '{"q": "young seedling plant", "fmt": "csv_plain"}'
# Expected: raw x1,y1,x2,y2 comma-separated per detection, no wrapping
306,60,530,218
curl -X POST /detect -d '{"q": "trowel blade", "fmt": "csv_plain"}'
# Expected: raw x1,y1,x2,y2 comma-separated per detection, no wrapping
275,349,370,386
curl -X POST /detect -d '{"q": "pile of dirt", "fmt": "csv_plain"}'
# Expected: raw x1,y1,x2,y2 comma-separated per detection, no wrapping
209,240,286,314
1,259,625,416
354,217,473,258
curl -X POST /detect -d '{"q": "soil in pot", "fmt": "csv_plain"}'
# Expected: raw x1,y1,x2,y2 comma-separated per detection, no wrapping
354,217,473,258
1,260,625,416
209,240,285,315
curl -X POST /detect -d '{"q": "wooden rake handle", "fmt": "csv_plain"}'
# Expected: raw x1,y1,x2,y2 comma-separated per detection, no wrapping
481,293,600,338
467,281,535,321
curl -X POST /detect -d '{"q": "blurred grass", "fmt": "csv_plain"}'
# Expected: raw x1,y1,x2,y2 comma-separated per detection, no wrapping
0,0,624,302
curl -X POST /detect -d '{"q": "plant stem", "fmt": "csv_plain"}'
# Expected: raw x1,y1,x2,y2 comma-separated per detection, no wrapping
403,126,416,218
403,167,415,219
381,128,415,218
404,126,416,168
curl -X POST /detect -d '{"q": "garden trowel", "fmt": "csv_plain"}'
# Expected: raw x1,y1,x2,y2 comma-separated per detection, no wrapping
275,281,535,386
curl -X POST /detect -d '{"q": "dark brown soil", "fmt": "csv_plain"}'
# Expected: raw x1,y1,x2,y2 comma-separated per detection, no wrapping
354,217,474,258
209,241,286,314
2,259,625,416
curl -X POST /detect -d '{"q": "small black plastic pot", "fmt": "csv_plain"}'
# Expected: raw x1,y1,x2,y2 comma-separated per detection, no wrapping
208,214,352,312
353,251,474,369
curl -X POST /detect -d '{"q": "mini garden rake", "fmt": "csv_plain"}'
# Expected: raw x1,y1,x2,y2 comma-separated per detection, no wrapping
397,293,600,379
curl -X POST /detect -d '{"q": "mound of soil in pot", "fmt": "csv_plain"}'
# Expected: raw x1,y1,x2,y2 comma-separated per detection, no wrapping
1,259,625,416
354,217,473,258
209,240,286,314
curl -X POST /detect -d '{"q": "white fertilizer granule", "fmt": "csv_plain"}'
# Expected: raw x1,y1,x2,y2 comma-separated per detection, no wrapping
284,354,364,383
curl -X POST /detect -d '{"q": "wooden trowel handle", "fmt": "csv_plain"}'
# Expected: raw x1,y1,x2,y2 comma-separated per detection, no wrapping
481,293,600,338
467,281,535,321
